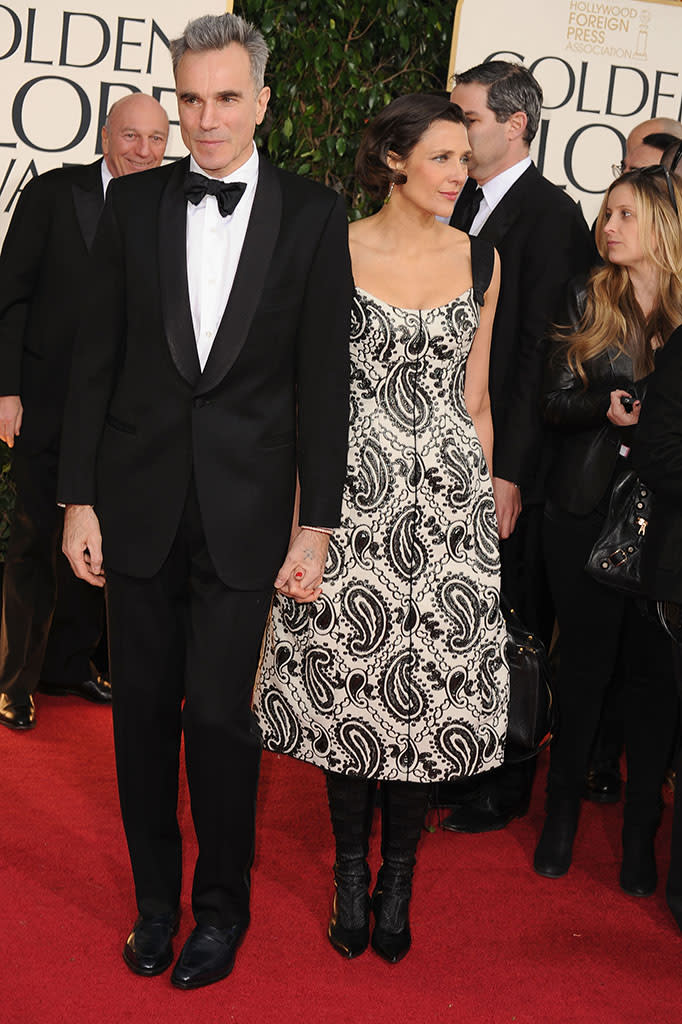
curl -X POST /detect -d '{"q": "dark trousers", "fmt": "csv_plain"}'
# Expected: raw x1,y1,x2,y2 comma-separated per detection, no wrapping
667,643,682,930
0,448,103,699
544,505,678,824
106,480,271,928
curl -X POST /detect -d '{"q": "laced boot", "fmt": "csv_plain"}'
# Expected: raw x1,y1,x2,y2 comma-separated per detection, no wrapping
371,781,429,964
533,794,581,878
326,772,376,958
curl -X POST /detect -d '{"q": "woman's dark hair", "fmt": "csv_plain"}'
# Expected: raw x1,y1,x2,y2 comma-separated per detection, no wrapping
355,94,467,200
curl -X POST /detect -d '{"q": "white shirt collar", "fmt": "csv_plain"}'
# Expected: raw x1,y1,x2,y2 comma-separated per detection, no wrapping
479,155,532,212
101,158,114,196
188,143,259,187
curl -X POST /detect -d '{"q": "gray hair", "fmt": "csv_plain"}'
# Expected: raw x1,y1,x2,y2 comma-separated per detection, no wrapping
454,61,542,145
170,13,269,92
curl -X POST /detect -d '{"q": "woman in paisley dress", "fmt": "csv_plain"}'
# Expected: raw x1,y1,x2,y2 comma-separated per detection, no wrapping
253,94,509,963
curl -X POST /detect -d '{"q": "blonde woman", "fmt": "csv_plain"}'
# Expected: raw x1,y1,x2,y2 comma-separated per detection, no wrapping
534,168,682,894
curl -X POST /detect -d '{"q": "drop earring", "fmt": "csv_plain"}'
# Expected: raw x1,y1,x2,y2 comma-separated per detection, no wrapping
384,181,394,205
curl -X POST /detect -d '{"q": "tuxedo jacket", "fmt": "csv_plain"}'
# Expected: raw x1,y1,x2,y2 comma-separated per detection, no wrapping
0,160,104,453
451,166,595,495
633,325,682,603
58,155,353,590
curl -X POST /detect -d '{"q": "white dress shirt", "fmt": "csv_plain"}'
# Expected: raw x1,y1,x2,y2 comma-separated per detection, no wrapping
186,144,259,371
101,159,113,196
469,155,532,236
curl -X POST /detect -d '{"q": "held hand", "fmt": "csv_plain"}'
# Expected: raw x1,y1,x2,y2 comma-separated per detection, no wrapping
0,395,23,447
274,528,330,604
62,504,106,588
492,476,522,540
607,389,641,427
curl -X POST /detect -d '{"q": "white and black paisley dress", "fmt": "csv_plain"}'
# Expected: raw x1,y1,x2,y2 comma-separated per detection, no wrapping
253,250,509,783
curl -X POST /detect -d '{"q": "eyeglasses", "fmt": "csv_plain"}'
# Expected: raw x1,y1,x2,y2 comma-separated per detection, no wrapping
611,161,625,178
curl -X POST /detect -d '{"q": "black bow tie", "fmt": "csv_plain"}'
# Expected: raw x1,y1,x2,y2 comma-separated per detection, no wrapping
184,173,246,217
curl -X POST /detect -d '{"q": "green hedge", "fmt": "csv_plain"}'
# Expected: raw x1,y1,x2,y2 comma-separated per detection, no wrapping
236,0,455,216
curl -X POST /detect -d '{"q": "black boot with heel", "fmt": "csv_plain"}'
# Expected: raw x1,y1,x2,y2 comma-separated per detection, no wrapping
533,794,581,878
325,772,376,958
371,781,429,964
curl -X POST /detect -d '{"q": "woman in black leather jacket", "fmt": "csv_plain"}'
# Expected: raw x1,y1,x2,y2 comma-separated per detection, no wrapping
534,167,682,894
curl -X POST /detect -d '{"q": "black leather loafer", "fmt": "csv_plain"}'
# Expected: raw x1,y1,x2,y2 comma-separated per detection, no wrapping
123,912,179,976
171,924,245,990
440,796,520,834
0,693,36,731
39,676,112,703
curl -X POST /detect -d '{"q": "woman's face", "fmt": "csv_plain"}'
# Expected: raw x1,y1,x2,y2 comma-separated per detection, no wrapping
602,183,647,269
391,120,471,217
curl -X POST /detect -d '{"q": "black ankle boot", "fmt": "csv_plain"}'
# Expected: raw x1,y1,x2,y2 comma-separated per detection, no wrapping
620,824,658,896
533,796,580,878
371,781,429,964
325,773,376,959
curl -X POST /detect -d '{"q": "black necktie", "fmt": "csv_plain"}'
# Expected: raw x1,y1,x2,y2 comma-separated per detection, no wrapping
184,173,247,217
451,185,484,232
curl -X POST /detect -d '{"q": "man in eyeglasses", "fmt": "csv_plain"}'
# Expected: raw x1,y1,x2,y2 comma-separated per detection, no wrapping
615,116,682,176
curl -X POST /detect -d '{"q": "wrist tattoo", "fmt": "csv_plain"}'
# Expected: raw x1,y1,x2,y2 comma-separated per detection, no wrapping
303,547,314,561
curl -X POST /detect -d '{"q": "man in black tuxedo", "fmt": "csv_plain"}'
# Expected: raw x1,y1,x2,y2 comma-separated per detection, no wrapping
0,93,169,730
60,13,352,990
443,61,595,832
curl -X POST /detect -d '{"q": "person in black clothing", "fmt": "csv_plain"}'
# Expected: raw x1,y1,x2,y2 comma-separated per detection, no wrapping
534,167,682,893
633,323,682,929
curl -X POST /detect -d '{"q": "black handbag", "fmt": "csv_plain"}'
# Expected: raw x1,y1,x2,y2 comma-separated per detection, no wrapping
501,597,556,764
585,469,652,594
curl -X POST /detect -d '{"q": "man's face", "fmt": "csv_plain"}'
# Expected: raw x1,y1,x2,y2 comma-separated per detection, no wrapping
102,95,168,177
450,82,510,184
624,141,663,172
175,44,270,178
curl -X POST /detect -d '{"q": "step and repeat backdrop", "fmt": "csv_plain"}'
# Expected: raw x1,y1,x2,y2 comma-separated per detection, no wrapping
449,0,682,223
0,0,230,238
1,0,682,237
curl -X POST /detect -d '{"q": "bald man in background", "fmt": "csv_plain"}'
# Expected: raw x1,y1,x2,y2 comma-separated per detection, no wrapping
0,93,169,730
622,116,682,172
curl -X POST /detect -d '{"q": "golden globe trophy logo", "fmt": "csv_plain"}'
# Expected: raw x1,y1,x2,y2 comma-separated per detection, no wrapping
0,1,229,241
450,0,682,222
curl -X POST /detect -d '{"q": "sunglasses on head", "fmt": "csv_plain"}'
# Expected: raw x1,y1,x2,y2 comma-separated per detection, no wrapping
617,163,680,217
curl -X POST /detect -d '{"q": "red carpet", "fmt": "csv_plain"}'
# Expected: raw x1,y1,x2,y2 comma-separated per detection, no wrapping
1,696,681,1024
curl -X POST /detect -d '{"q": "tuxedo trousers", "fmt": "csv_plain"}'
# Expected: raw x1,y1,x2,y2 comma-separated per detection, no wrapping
105,479,271,927
0,448,104,698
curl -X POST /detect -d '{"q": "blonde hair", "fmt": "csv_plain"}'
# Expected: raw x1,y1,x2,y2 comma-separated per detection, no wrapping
562,169,682,384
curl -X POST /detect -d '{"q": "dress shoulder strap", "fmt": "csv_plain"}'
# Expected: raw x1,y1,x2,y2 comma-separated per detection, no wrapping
469,235,495,307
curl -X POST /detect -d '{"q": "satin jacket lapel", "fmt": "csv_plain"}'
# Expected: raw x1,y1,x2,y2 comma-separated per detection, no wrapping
158,156,201,388
476,165,537,246
198,157,282,395
72,160,105,252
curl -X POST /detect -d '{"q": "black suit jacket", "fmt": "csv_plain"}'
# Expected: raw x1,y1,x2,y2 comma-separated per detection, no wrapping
58,155,352,590
0,160,104,453
451,166,595,495
633,325,682,602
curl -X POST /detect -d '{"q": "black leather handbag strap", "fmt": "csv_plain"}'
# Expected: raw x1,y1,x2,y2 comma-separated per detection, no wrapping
470,235,495,307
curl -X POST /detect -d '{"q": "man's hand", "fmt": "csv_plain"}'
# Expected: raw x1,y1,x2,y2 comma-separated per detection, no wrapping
62,504,106,588
0,395,23,447
274,528,330,603
493,476,522,540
